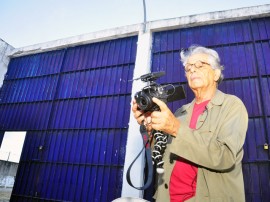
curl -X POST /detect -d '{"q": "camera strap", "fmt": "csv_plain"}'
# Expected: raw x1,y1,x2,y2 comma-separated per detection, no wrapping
126,123,154,190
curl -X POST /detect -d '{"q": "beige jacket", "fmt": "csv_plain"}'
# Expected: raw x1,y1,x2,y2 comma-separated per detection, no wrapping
154,90,248,202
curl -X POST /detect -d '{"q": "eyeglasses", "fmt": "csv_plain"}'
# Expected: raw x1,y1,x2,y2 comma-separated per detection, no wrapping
184,61,211,73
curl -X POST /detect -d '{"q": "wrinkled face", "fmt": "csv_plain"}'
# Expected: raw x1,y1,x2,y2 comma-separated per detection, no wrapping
185,53,220,90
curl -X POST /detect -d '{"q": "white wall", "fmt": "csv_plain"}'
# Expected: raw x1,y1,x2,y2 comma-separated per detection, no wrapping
0,39,14,88
121,30,153,198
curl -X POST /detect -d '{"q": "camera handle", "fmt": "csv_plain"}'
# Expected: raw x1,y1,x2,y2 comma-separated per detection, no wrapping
152,131,168,174
126,123,154,190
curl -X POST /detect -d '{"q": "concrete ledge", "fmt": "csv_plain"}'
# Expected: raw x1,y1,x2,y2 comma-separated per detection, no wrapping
148,4,270,32
8,24,141,57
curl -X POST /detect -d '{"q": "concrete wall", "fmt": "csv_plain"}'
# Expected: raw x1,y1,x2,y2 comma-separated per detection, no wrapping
0,160,18,188
0,39,14,88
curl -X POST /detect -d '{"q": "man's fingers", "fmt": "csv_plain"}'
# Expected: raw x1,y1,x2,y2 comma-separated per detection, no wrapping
151,123,161,131
152,97,168,111
132,100,144,117
145,124,153,133
137,116,145,125
145,116,152,124
151,116,160,124
133,110,142,119
132,100,138,112
132,99,155,126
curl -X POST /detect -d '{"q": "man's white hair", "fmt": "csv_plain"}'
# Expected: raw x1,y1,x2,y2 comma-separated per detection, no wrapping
180,45,224,83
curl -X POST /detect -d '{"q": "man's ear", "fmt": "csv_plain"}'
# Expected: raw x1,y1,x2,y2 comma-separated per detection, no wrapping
214,69,221,82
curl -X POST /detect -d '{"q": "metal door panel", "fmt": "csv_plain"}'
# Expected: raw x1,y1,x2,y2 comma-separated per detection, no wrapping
2,36,136,201
245,118,268,160
255,42,270,75
251,18,270,41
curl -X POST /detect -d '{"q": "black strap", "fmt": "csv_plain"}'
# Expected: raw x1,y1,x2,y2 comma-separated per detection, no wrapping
126,124,153,190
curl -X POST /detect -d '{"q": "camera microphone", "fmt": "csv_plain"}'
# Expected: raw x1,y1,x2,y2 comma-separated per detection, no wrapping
128,71,165,82
140,71,165,82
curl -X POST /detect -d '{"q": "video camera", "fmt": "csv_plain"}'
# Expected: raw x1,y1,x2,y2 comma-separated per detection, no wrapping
134,71,186,112
127,71,186,189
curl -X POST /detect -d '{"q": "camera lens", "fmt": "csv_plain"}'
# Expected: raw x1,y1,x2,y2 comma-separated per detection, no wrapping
140,97,147,106
135,89,155,111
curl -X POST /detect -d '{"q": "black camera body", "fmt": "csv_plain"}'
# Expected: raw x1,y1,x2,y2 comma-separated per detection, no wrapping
135,84,167,112
134,71,186,112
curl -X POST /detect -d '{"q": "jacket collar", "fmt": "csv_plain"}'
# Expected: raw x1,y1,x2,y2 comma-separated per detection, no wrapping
207,89,225,110
179,89,225,113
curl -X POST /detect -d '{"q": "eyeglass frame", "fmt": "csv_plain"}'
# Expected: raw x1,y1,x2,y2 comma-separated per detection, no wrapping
184,60,211,73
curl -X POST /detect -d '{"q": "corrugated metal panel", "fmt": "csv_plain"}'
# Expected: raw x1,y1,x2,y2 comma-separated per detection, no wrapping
0,36,137,201
6,51,64,79
0,102,53,130
12,130,126,201
48,96,131,130
0,76,58,103
151,17,270,201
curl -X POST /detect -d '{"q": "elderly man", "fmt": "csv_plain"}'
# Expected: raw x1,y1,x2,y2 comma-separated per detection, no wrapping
132,45,248,202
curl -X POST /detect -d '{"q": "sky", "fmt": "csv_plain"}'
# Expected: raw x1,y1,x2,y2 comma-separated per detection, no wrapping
0,0,270,48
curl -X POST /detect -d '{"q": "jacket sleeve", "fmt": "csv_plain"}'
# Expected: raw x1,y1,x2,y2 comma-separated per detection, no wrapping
170,97,248,171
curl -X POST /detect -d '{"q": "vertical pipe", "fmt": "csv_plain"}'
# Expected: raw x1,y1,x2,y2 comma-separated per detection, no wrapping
142,0,147,33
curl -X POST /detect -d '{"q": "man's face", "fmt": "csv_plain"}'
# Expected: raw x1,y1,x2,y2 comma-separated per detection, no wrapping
185,53,219,91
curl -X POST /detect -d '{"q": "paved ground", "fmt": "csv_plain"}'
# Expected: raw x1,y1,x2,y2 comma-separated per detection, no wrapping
0,188,12,202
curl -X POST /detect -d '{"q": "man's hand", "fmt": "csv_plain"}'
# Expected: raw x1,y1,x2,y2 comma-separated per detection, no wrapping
150,97,180,137
132,100,153,132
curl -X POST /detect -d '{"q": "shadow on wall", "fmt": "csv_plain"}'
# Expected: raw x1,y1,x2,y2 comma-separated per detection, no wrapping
0,160,17,202
0,160,18,188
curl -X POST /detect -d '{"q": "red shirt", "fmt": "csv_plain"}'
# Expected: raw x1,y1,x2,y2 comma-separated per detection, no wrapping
169,100,209,202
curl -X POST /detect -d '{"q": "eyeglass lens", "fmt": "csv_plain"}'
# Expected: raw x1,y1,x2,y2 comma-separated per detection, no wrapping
185,61,204,72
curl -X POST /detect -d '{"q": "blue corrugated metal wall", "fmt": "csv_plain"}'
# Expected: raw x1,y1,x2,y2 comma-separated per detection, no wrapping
0,36,138,201
151,17,270,201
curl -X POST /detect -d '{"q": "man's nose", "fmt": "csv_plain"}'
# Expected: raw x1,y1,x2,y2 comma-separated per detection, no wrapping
189,65,196,73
